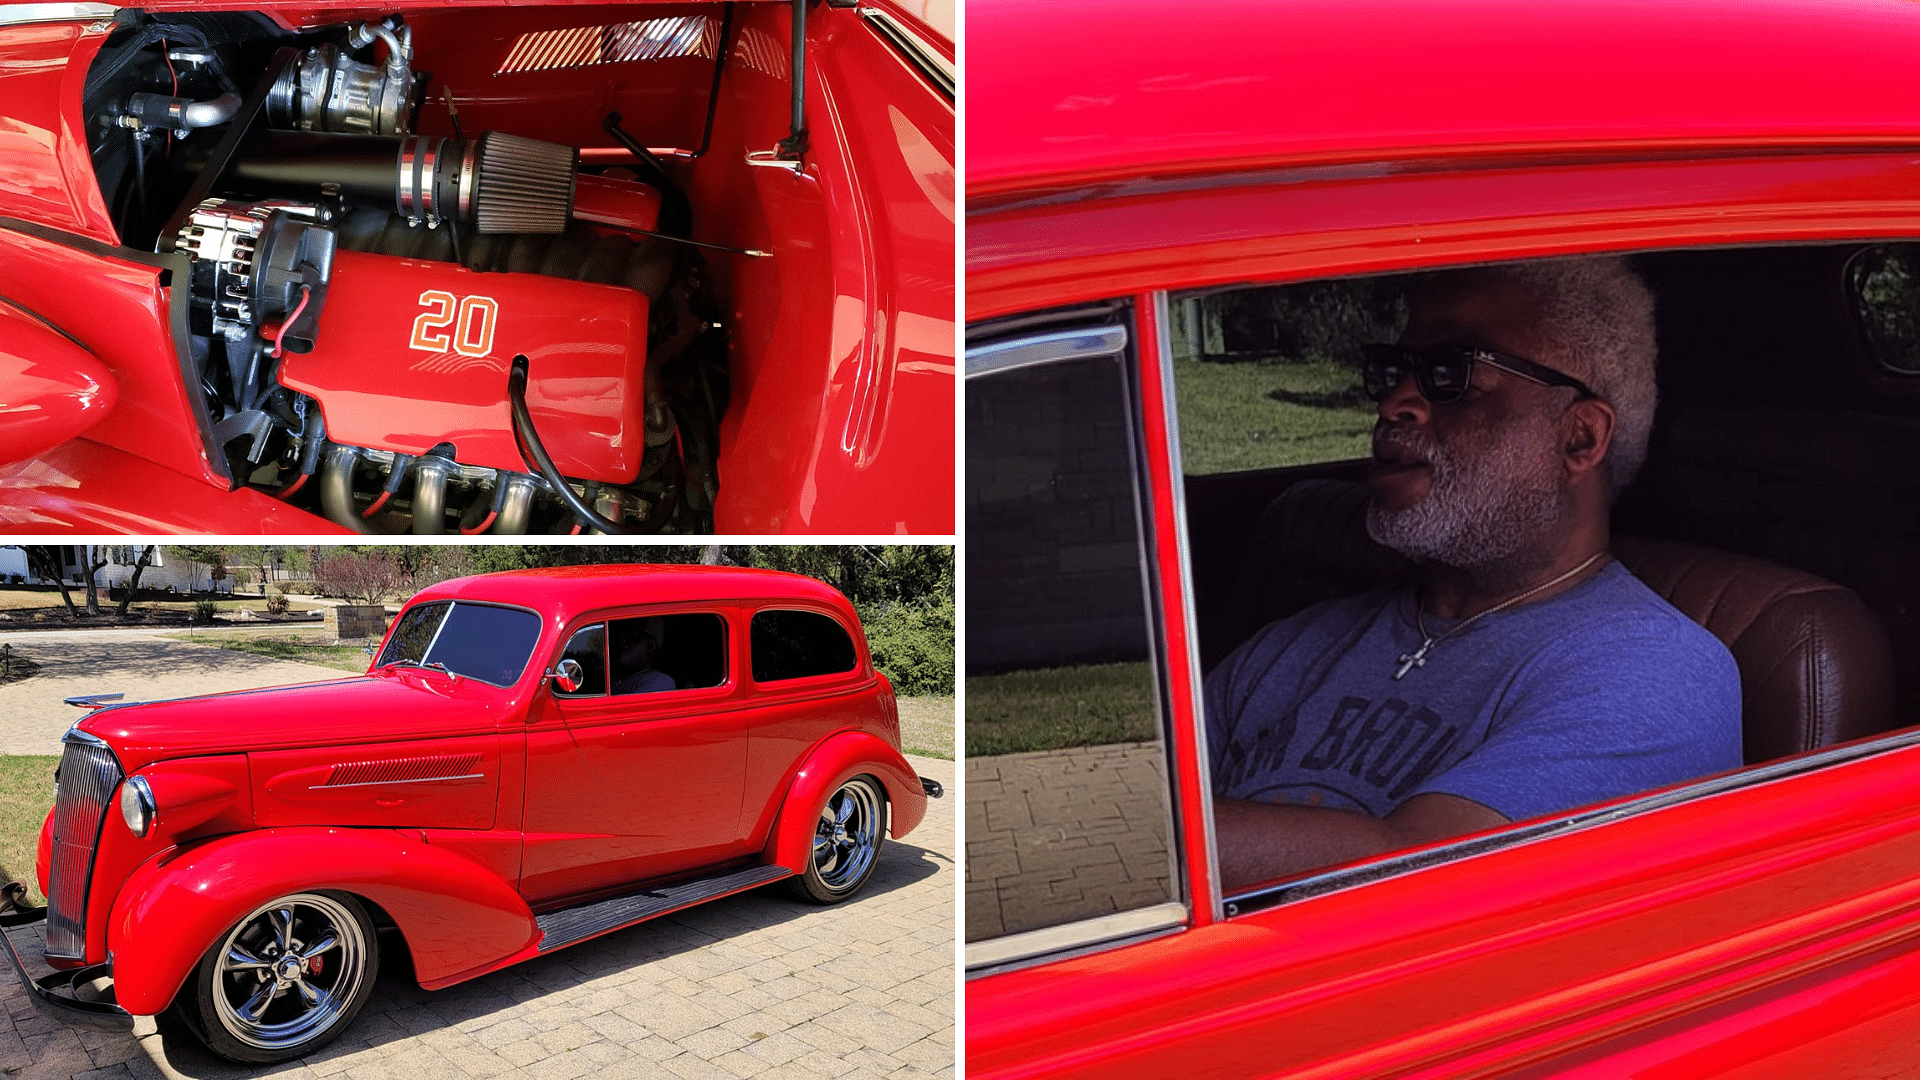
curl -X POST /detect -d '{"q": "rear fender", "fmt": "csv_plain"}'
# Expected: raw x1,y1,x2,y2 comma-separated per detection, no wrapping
107,827,537,1015
766,731,928,874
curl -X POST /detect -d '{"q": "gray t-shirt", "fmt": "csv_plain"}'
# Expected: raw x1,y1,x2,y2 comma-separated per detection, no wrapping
1206,562,1743,822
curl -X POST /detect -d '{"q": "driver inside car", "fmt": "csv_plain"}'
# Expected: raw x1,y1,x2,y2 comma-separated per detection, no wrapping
1206,257,1743,892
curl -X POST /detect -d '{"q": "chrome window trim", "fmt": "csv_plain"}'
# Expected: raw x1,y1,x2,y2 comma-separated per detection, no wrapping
1225,727,1920,917
966,902,1188,977
0,3,114,28
1152,289,1223,923
860,9,953,99
966,325,1129,380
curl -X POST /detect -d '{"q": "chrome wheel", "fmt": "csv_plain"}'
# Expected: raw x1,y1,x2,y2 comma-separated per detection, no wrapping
206,893,372,1055
811,778,882,893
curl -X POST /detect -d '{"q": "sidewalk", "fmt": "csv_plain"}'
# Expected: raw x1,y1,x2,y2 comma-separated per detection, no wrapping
0,633,348,756
965,742,1174,941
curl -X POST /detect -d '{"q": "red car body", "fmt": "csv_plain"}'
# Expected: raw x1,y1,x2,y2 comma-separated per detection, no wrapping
0,0,953,534
967,0,1920,1075
0,564,935,1061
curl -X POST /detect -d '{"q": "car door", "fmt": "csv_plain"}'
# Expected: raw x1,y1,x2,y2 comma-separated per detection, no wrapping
519,605,749,905
964,288,1920,1078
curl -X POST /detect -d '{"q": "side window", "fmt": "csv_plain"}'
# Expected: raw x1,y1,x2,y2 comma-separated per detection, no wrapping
555,624,607,697
964,303,1184,971
750,610,857,682
610,613,727,695
1168,281,1407,671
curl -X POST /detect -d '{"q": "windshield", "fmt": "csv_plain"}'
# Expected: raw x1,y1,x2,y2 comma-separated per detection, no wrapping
375,601,542,687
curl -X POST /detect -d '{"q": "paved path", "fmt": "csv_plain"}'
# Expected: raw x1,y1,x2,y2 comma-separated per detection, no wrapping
965,743,1174,942
0,632,348,756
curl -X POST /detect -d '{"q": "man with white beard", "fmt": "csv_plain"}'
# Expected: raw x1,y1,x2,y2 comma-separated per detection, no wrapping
1206,257,1742,892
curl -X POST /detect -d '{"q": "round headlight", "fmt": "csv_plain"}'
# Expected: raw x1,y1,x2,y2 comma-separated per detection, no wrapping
120,776,155,838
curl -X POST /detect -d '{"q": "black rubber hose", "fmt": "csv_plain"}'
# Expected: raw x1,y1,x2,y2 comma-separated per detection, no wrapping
602,112,692,238
507,355,639,534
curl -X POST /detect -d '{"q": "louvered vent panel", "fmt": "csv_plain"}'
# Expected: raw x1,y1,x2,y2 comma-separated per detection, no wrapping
325,752,482,787
497,16,717,74
46,741,121,961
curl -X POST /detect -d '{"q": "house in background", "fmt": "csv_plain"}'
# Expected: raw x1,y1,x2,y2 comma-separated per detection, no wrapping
0,547,234,594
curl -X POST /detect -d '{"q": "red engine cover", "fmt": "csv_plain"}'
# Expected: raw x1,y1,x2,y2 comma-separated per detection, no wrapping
279,249,650,483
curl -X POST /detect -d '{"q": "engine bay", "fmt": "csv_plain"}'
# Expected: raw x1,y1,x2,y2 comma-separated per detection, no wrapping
83,8,754,533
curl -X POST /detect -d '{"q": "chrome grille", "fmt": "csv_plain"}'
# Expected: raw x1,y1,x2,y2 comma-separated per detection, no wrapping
46,735,122,961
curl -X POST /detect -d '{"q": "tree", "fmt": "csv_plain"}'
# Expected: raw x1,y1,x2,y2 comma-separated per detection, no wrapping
115,546,158,618
81,545,110,615
172,546,230,594
22,547,75,617
312,549,405,605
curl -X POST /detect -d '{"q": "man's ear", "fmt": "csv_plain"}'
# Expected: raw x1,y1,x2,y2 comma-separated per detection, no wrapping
1562,398,1616,476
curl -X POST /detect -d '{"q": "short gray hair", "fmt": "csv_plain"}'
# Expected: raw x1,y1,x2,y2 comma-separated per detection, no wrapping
1496,256,1659,494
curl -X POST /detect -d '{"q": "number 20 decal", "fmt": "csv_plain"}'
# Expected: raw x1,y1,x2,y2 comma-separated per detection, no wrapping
410,291,499,357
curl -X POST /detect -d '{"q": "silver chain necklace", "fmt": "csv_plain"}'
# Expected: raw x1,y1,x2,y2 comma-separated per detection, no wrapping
1393,550,1610,680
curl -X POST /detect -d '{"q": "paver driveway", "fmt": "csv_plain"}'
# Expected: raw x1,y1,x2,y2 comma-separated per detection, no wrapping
0,632,955,1080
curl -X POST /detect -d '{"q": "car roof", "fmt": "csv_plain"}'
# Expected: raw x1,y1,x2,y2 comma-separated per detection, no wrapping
968,0,1920,199
410,564,856,622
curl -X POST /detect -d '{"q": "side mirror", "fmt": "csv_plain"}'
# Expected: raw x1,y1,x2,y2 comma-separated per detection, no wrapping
547,658,584,694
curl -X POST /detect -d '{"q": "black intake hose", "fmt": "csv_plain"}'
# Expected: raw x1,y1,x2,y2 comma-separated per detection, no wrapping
233,130,577,233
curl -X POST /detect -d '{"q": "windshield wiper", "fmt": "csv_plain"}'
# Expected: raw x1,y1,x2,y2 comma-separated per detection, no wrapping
381,658,456,678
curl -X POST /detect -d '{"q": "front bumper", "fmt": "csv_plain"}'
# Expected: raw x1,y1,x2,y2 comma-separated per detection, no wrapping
0,888,132,1033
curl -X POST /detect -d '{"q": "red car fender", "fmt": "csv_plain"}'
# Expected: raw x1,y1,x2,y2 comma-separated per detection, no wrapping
107,826,538,1016
34,808,51,900
0,300,116,467
766,731,927,874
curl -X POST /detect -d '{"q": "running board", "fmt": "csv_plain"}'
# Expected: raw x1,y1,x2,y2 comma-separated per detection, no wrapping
534,863,793,953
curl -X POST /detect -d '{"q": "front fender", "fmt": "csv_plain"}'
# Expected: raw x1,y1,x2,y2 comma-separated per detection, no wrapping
766,731,928,874
107,827,537,1016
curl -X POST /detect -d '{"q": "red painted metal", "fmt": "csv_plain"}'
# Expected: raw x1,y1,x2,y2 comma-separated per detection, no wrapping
1131,295,1215,929
968,0,1920,201
278,249,651,482
0,0,953,535
571,173,663,234
968,0,1920,1073
108,827,540,1014
0,439,348,533
0,301,117,467
765,729,927,874
0,22,116,242
697,0,955,533
38,566,922,1018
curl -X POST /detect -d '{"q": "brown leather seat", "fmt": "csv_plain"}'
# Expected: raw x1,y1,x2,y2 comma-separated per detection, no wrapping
1218,479,1898,763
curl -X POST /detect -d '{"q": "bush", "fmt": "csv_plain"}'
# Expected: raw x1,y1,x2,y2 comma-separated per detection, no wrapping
862,597,953,696
191,599,220,624
265,594,291,615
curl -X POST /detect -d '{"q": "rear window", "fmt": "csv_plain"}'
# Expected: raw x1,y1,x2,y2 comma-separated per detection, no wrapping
751,610,857,682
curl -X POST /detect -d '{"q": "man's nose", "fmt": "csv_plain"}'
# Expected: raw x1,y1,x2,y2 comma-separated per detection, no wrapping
1376,369,1432,424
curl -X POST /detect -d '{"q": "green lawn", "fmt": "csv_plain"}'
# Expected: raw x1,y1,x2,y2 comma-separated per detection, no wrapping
896,696,954,760
0,589,321,616
966,662,1160,757
0,756,55,906
1172,354,1375,475
160,629,372,672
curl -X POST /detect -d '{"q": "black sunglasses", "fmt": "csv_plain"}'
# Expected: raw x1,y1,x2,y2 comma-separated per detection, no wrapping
1361,343,1598,405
